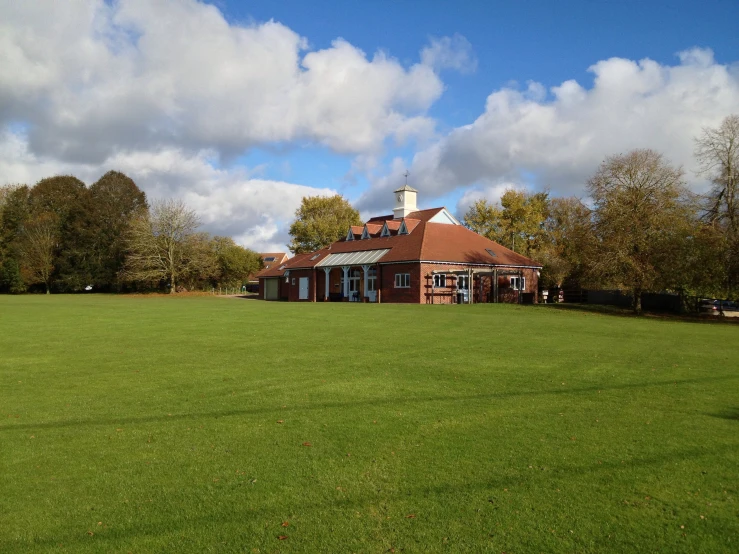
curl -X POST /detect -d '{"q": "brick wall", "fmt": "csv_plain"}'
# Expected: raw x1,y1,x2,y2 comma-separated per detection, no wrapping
379,263,422,303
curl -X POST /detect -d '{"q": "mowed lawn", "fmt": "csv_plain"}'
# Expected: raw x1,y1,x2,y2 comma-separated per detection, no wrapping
1,296,737,553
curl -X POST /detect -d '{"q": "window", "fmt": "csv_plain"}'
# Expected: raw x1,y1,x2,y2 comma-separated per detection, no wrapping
394,273,410,288
264,256,276,262
398,221,408,235
361,226,370,239
367,267,377,291
510,276,525,290
310,253,321,260
291,278,296,285
457,275,469,290
485,248,497,258
346,228,354,241
433,274,446,288
381,223,390,237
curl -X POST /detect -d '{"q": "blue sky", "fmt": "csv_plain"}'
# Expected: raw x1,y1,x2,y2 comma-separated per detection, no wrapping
1,0,738,250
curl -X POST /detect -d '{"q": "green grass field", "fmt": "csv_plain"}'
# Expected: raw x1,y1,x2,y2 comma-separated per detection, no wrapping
1,296,737,553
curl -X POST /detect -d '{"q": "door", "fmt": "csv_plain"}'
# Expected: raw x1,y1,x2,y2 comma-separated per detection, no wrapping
457,274,469,304
366,267,377,302
264,278,279,300
298,277,309,300
349,269,360,301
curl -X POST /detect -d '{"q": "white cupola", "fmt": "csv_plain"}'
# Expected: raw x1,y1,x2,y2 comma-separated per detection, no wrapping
393,184,418,219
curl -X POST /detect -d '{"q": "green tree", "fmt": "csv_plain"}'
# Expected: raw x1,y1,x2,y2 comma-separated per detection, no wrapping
20,212,59,294
0,185,31,293
211,236,262,287
587,149,694,313
288,195,361,254
538,197,595,289
464,189,550,257
28,175,88,292
87,171,148,290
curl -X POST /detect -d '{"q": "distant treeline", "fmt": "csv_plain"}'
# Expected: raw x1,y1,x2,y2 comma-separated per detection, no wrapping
0,172,262,294
463,114,739,312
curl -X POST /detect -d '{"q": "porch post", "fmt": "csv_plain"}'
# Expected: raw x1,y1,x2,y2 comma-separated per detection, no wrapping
323,267,331,300
361,265,370,299
342,266,349,299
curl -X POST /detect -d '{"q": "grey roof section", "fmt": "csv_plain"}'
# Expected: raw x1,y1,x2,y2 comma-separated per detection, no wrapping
315,249,391,268
393,184,418,193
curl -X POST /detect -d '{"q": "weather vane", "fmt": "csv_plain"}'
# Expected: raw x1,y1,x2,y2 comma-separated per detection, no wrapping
403,169,410,185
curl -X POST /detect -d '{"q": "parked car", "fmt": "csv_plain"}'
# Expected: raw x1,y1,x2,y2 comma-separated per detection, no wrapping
700,299,738,314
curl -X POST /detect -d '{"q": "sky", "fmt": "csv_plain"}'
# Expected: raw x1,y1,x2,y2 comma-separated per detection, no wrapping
1,0,738,251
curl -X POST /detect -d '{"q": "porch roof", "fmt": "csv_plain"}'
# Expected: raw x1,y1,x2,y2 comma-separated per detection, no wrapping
315,249,390,268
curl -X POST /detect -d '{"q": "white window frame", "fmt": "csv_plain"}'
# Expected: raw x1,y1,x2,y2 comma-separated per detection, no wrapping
394,273,410,288
510,276,525,290
433,274,446,288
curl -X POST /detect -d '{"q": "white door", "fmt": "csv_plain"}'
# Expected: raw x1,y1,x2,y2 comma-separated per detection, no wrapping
366,267,377,302
348,269,360,301
457,274,469,304
299,277,309,300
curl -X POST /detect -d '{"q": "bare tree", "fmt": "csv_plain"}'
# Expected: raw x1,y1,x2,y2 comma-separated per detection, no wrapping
588,149,693,313
20,212,58,294
695,114,739,232
122,199,201,293
695,114,739,293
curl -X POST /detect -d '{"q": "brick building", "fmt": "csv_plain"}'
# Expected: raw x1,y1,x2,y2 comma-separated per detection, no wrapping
258,186,542,304
246,252,290,292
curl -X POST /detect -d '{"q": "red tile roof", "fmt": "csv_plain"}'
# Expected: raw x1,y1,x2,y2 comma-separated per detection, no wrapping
250,252,290,281
258,209,541,279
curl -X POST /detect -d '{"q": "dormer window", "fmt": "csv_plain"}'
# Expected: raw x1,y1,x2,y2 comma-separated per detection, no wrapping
381,223,391,237
361,226,370,240
398,220,409,235
346,227,354,241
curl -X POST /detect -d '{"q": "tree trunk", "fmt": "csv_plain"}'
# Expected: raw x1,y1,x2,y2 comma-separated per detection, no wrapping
170,273,176,294
45,281,50,294
632,287,642,314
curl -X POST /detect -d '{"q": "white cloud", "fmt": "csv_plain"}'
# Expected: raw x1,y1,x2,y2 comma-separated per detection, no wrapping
455,182,523,216
0,130,333,252
361,48,739,210
0,0,444,163
420,34,477,74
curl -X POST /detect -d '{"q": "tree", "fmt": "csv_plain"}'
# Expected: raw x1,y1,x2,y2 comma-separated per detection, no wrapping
211,236,262,287
28,175,89,292
288,195,361,254
695,114,739,293
20,212,59,294
464,190,549,257
587,149,694,313
0,185,30,293
538,197,595,289
87,171,148,290
122,199,201,293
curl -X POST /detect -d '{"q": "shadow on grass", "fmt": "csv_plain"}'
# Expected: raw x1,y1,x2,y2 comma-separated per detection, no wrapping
707,407,739,421
536,303,739,325
2,374,736,433
5,440,734,552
